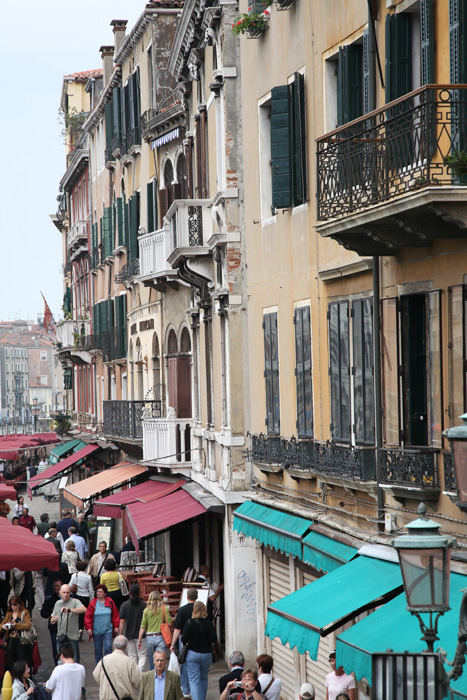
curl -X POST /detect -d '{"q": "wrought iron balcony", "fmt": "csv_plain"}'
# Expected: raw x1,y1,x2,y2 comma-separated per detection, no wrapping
67,220,88,250
143,413,192,468
248,434,376,482
115,258,140,284
76,332,101,352
121,127,140,157
138,225,178,283
166,199,213,268
380,447,440,497
103,400,163,441
316,85,467,255
443,450,457,493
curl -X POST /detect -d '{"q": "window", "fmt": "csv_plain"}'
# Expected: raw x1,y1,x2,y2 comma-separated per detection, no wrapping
329,301,351,441
40,351,47,362
294,306,313,437
40,375,47,385
270,73,307,209
352,299,375,444
5,364,8,373
263,312,280,435
5,349,8,357
146,180,158,233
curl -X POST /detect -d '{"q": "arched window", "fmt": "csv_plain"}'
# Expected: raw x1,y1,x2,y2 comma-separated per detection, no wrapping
176,153,187,197
180,327,191,353
164,159,174,187
167,329,178,355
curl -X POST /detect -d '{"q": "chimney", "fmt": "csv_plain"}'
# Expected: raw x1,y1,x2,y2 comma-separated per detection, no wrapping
111,20,128,55
100,45,115,86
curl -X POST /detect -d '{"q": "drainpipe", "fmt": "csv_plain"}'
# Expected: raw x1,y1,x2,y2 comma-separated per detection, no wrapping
373,256,384,531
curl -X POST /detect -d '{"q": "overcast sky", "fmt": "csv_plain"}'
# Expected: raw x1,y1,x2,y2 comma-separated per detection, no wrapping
0,1,141,323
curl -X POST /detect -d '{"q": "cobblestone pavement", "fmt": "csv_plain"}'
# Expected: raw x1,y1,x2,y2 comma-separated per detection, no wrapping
20,484,227,700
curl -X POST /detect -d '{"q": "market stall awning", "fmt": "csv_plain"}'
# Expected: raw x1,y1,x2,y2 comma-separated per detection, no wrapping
0,519,59,570
63,462,147,508
336,571,467,698
28,444,100,496
233,501,312,558
48,439,86,465
264,554,403,660
93,478,185,518
302,530,358,573
0,432,59,461
0,482,17,500
125,489,206,554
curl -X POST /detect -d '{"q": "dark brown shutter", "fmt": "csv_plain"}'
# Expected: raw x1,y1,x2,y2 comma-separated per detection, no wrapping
186,136,194,198
177,356,192,418
159,188,168,225
195,115,202,198
200,108,207,198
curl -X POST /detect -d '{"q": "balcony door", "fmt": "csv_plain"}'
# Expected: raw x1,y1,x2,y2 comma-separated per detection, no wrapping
401,294,428,446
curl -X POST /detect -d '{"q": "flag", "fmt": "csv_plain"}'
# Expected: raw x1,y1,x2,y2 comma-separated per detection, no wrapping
41,292,53,332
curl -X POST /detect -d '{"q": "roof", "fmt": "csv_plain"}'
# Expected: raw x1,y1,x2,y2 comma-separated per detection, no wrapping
64,69,102,82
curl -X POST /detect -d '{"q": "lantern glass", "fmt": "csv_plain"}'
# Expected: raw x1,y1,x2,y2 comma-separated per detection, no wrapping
398,547,450,612
451,439,467,503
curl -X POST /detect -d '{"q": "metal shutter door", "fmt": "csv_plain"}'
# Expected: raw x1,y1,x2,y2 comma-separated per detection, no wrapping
268,558,297,700
302,570,332,699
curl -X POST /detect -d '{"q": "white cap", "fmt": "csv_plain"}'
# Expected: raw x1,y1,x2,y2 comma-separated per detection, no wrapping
299,683,315,700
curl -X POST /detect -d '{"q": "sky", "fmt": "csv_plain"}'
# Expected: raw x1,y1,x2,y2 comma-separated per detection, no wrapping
0,1,142,323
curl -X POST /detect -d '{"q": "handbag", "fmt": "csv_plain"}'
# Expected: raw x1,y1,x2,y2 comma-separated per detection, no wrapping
20,611,38,646
56,610,69,645
160,605,172,647
70,572,79,595
102,657,132,700
118,572,129,597
178,619,190,665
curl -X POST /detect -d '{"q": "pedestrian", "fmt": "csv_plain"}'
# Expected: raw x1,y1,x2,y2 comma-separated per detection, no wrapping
61,540,79,575
182,600,217,700
0,570,10,618
0,596,33,671
50,584,86,664
195,565,223,619
13,496,25,519
11,660,35,700
325,652,356,700
99,557,122,609
84,583,119,664
40,578,63,664
219,650,244,693
76,513,89,544
171,588,199,695
35,568,46,608
64,526,88,559
19,507,36,533
299,683,316,700
46,522,65,551
220,670,263,700
45,643,85,700
46,526,63,554
69,561,94,636
56,511,78,541
119,583,147,671
93,635,141,700
139,650,182,700
37,513,50,537
0,500,11,517
137,591,172,670
256,654,281,700
87,541,115,588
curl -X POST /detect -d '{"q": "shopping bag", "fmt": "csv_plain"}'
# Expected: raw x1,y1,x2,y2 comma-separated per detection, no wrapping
168,651,180,675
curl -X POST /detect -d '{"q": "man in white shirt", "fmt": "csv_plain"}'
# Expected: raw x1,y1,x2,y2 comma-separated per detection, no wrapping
64,526,88,559
46,644,85,700
256,654,281,700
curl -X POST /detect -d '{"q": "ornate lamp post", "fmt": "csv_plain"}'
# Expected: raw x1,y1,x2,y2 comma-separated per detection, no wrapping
32,396,40,434
392,503,456,652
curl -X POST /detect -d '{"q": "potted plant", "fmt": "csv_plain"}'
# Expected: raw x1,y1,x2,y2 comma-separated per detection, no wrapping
232,0,271,37
444,150,467,184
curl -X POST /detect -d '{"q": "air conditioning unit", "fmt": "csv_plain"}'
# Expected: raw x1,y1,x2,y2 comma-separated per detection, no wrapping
385,512,397,533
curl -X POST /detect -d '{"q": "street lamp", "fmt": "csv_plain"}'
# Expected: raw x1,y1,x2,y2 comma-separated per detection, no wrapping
392,503,456,652
32,396,40,434
443,413,467,509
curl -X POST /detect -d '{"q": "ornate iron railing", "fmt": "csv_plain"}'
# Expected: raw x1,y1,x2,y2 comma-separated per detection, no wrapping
101,327,127,362
79,334,102,351
115,259,140,284
103,400,163,440
111,132,121,156
317,85,467,221
380,447,438,489
248,434,376,481
140,109,157,133
443,450,457,492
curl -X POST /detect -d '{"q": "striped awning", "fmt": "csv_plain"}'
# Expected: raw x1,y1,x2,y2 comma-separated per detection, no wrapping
151,128,181,149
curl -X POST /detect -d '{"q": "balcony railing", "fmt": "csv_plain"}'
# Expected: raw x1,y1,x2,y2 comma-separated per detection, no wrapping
115,259,140,284
380,447,438,489
67,220,88,250
143,415,192,466
138,225,174,278
56,320,75,348
166,199,213,265
121,127,140,157
248,434,376,481
317,85,467,221
443,450,457,492
79,334,102,351
103,400,163,441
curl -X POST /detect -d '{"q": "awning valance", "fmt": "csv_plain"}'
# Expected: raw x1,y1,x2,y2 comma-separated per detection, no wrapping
151,128,180,149
63,462,147,508
49,439,86,465
93,478,185,518
28,444,100,496
336,571,467,698
302,530,358,573
233,501,312,559
265,555,403,660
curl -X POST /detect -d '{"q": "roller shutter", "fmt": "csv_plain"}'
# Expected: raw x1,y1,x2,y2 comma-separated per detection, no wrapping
267,557,297,700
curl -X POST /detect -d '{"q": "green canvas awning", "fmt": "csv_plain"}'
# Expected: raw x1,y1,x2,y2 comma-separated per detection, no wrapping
265,555,403,660
336,571,467,698
49,439,86,465
233,501,312,558
302,530,358,573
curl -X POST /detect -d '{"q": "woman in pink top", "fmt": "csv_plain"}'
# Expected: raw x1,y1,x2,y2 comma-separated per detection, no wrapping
325,651,356,700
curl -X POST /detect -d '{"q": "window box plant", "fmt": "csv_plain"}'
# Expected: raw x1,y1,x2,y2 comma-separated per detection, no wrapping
232,0,271,37
444,150,467,184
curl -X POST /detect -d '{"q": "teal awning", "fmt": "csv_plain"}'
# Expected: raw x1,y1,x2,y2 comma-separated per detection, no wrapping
336,571,467,698
49,439,86,465
233,501,312,558
265,555,403,660
302,530,358,573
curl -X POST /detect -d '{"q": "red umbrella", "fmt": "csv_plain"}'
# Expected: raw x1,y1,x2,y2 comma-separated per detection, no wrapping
0,483,17,500
0,520,59,570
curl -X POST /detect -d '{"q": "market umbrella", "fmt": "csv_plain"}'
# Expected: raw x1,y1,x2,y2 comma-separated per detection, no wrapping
0,520,59,571
0,483,17,500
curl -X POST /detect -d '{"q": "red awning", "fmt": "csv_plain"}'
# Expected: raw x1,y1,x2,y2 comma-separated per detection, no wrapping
0,483,17,500
28,444,100,496
0,432,59,460
0,520,60,570
125,489,206,554
93,479,185,518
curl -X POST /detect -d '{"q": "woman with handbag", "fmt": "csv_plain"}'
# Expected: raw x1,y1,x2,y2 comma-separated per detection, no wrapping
61,540,79,576
0,597,34,671
182,601,217,700
69,561,94,637
100,558,123,610
11,660,35,700
84,584,119,664
137,591,172,670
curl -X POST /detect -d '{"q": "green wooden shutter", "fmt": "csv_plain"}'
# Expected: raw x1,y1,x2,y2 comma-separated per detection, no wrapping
116,198,124,247
115,295,122,359
385,14,393,104
128,74,135,131
104,101,113,159
363,29,371,114
128,192,140,260
338,45,363,126
449,0,467,83
147,181,154,233
292,73,307,207
103,208,110,258
112,87,121,139
263,312,280,434
386,13,412,102
134,67,141,143
124,199,130,251
420,0,434,85
121,84,127,140
271,85,292,209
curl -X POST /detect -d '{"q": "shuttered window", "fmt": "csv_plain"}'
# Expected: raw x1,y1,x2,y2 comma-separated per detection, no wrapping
337,44,363,127
128,192,140,260
116,198,124,247
104,101,113,160
147,182,154,233
352,298,374,445
329,301,350,441
449,0,467,153
270,73,307,209
263,312,280,435
385,13,412,103
294,306,313,437
112,87,121,140
114,294,127,360
420,0,434,85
